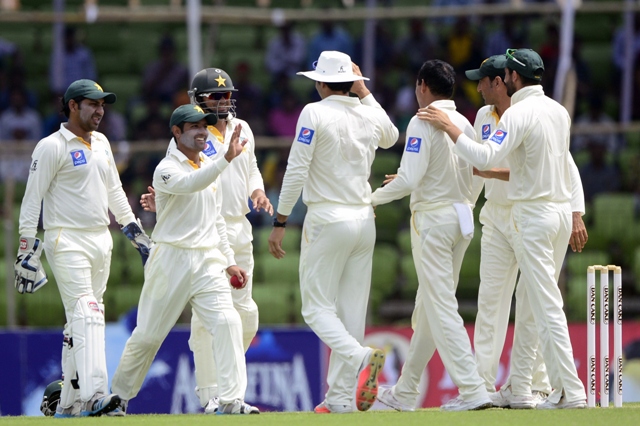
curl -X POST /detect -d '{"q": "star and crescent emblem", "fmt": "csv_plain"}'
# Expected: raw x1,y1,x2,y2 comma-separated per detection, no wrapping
214,75,226,87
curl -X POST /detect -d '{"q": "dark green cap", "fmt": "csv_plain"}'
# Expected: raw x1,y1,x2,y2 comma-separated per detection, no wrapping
465,55,507,80
506,48,545,81
63,79,116,104
169,104,218,129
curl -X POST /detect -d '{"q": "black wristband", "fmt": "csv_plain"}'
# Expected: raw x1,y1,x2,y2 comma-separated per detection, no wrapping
273,217,287,228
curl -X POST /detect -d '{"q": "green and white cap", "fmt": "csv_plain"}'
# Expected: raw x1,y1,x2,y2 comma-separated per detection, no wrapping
63,79,116,104
506,48,545,81
169,104,218,129
465,55,507,81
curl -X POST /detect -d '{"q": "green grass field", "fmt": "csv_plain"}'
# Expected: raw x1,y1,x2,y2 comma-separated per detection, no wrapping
3,405,640,426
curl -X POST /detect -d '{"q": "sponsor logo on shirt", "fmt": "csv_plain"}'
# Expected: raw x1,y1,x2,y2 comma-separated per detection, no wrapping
482,124,491,140
297,127,314,145
162,174,171,183
30,160,38,172
203,140,217,157
490,130,507,145
70,150,87,166
406,137,422,153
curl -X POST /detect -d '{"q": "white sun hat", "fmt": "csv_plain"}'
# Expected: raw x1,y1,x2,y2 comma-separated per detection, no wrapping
297,51,369,83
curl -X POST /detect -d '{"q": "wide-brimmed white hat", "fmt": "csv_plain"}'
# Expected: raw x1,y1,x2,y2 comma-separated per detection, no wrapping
297,51,369,83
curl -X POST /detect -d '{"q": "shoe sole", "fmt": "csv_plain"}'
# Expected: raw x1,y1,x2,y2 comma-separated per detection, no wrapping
81,395,121,417
472,402,493,411
356,349,386,412
509,402,535,409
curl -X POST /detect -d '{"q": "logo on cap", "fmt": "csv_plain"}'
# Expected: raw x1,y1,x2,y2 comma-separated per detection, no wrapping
215,76,226,87
489,129,507,145
194,105,205,114
406,137,422,153
70,150,87,166
482,124,491,140
297,127,314,145
94,83,104,92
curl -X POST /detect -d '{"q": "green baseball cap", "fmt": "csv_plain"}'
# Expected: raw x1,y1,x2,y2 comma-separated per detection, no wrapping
465,55,507,80
506,48,545,81
63,79,116,104
169,104,218,129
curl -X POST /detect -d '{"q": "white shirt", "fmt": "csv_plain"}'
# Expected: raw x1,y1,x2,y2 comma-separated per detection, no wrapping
19,124,135,237
474,103,585,213
371,100,477,211
455,85,572,204
152,145,235,266
167,116,264,220
278,93,398,220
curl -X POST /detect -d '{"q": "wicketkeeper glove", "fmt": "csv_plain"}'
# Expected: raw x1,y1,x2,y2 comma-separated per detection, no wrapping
14,236,48,294
122,218,154,266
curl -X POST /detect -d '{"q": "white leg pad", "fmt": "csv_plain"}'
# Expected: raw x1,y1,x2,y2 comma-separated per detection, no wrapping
189,311,218,407
70,295,107,402
59,326,79,409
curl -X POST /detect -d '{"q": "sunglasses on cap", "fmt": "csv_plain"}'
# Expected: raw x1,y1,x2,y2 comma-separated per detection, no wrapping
505,49,526,67
199,92,232,101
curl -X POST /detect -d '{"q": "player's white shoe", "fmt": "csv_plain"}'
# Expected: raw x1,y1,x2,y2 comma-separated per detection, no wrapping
490,385,536,409
204,397,220,414
313,400,353,414
376,386,415,412
216,399,260,415
531,391,549,406
536,396,587,409
53,401,82,418
489,385,512,408
440,395,492,411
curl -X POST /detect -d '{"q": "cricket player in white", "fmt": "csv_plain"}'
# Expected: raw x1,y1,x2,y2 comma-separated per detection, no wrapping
111,105,259,415
372,60,491,412
268,51,398,413
15,79,151,417
424,48,587,409
141,68,272,413
447,55,588,408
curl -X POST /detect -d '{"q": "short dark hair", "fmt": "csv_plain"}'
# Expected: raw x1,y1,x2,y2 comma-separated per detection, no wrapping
417,59,455,99
325,81,354,94
507,67,541,86
61,96,85,118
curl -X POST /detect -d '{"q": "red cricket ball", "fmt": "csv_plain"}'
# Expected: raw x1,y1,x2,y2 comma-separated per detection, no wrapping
230,275,243,289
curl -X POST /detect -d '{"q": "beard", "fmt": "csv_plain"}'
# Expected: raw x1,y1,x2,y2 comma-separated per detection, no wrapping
506,80,516,97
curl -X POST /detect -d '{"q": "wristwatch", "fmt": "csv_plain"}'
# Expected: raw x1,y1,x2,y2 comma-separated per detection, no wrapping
273,217,287,228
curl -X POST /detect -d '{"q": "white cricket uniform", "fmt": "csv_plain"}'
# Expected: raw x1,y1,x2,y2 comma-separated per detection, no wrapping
453,85,586,404
472,105,585,395
371,99,489,405
19,124,135,405
111,146,248,405
181,117,265,406
278,93,398,406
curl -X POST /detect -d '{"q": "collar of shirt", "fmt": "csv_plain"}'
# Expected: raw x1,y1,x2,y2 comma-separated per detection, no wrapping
429,99,456,111
510,85,544,106
322,94,362,106
59,123,93,149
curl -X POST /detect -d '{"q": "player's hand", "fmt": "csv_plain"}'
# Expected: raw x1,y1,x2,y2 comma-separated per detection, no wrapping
122,218,154,266
268,227,287,259
140,186,156,212
251,190,274,215
350,63,371,99
14,236,48,294
226,265,248,289
569,212,588,253
381,174,397,187
224,124,247,162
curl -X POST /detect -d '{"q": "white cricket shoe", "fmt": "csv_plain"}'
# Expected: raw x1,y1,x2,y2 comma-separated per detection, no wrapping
376,386,415,412
440,395,492,411
204,397,219,414
489,386,512,408
53,400,82,418
313,400,353,414
536,396,587,410
216,399,260,415
531,391,549,406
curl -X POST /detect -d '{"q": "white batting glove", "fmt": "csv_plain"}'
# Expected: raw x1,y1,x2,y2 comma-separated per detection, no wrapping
122,218,154,266
14,236,48,294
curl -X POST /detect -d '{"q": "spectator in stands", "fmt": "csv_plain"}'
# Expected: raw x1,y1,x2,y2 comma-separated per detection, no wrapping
98,106,127,142
306,21,354,69
142,35,189,104
612,15,640,73
446,17,482,70
41,93,66,137
394,18,439,75
49,26,97,94
572,93,618,153
267,89,302,138
578,138,621,204
538,22,560,95
353,22,395,73
0,86,42,142
483,15,524,58
232,61,266,135
265,22,306,79
132,95,170,141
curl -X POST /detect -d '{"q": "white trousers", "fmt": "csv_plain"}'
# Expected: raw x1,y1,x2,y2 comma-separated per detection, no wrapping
393,206,487,405
44,227,112,404
189,217,259,406
111,243,247,404
299,208,375,406
474,201,550,394
510,201,585,403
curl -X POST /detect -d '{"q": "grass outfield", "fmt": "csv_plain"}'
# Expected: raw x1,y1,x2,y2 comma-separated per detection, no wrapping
3,404,640,426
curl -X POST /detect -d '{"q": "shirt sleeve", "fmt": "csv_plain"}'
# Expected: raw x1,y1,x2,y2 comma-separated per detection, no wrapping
215,183,236,267
105,140,136,226
18,138,59,237
454,112,522,170
361,94,399,149
277,106,316,216
371,117,429,206
153,156,230,195
568,152,585,215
